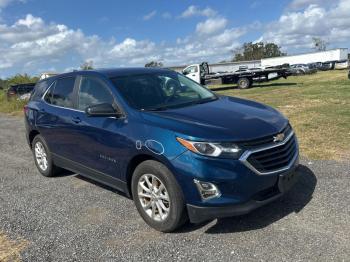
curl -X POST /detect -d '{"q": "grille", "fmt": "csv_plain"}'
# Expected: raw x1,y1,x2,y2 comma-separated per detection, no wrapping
239,124,292,149
246,134,298,173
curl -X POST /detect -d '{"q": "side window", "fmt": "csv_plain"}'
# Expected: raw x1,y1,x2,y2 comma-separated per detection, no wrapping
51,77,76,108
184,66,198,74
44,82,55,104
78,76,114,111
32,81,48,101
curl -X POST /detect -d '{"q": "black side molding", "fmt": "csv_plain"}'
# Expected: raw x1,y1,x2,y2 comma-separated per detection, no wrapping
52,153,130,197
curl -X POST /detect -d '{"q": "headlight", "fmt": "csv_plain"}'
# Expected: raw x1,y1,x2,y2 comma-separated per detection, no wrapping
176,137,242,158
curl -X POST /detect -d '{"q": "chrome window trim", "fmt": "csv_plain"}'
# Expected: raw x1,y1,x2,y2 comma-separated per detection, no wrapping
41,78,84,113
41,78,126,118
41,84,85,113
239,131,299,175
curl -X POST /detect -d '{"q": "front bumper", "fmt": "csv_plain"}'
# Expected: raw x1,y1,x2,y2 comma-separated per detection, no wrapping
186,168,299,223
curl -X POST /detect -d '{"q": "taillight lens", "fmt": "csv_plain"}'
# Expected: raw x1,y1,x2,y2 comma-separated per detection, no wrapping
23,105,29,114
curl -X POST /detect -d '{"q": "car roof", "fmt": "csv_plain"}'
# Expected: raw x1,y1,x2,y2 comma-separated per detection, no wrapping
46,67,174,81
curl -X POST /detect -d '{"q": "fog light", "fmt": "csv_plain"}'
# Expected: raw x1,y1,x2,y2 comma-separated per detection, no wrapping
194,179,221,201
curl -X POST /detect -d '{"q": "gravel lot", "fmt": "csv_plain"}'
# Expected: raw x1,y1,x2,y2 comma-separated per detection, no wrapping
0,114,349,261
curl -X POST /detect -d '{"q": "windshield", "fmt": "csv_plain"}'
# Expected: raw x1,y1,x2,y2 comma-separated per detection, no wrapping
110,71,216,111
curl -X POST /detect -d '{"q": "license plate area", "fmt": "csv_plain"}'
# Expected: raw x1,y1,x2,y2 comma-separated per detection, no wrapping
278,171,299,193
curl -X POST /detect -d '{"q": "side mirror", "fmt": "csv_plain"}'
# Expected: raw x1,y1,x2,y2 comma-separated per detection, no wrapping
85,103,123,117
182,70,188,75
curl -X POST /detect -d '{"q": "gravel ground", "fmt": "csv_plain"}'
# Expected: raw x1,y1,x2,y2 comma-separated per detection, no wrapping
0,114,349,262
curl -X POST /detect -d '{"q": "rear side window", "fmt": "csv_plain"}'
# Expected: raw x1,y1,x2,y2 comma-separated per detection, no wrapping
31,81,49,101
49,77,76,108
77,76,114,111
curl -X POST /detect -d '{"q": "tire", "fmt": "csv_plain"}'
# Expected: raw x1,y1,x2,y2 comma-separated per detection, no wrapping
32,135,62,177
297,70,305,75
131,160,187,232
238,77,251,89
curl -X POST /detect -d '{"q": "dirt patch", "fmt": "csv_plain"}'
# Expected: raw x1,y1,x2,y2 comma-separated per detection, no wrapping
78,207,111,225
0,231,28,262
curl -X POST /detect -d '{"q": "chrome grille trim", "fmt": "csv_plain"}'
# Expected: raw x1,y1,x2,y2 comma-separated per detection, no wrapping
239,130,299,175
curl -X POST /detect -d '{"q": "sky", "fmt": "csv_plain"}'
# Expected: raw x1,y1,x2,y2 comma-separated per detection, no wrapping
0,0,349,77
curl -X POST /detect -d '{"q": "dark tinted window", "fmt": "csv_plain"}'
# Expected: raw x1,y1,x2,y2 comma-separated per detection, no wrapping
50,77,75,108
110,72,215,110
31,81,49,101
78,76,114,111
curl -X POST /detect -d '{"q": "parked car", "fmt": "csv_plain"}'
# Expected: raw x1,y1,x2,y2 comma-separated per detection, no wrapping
7,83,35,101
335,60,349,70
319,61,336,71
25,68,300,232
289,64,316,75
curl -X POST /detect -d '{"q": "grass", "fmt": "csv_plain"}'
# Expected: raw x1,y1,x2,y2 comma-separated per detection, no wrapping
209,70,350,161
0,70,349,160
0,90,27,116
0,231,28,262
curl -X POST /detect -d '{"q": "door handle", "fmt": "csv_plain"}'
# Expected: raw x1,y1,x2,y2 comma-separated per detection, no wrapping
71,116,81,124
192,74,196,76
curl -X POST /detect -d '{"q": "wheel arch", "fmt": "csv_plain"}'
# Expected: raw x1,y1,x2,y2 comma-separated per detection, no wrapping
125,153,176,198
28,130,40,148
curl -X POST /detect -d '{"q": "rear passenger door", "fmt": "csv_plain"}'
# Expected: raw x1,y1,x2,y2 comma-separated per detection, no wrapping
68,75,129,180
37,76,80,161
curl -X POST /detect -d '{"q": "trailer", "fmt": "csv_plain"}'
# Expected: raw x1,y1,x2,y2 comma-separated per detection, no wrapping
182,62,290,89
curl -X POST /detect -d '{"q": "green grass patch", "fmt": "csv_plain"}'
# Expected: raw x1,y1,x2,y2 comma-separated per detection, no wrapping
0,90,27,116
209,70,350,160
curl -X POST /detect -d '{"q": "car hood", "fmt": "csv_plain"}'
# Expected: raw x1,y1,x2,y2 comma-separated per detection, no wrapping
141,96,288,141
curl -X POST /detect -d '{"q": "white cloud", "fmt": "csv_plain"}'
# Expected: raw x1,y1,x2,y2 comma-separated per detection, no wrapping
288,0,333,10
143,10,157,21
180,5,217,18
109,38,155,59
262,0,350,50
196,17,228,35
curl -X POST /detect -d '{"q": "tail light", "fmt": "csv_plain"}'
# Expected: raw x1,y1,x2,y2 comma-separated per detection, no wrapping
23,105,29,114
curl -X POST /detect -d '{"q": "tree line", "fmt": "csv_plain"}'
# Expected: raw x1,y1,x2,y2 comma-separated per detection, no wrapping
0,74,39,90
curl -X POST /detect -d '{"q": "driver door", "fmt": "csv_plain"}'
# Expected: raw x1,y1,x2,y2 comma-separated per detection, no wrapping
183,65,200,83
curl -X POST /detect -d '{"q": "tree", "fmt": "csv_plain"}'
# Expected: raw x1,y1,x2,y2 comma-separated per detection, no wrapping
80,60,94,70
312,37,327,51
145,61,163,68
232,42,286,62
0,74,38,90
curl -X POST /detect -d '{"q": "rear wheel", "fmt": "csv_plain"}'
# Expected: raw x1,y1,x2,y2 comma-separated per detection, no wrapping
238,77,251,89
32,135,62,177
131,160,187,232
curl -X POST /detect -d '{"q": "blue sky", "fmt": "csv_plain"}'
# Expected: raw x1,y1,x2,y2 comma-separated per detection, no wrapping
0,0,349,77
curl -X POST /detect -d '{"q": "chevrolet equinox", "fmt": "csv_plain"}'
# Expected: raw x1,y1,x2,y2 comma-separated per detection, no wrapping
25,68,300,232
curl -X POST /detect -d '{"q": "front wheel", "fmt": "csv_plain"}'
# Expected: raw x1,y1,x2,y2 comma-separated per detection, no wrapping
238,77,252,89
131,160,187,232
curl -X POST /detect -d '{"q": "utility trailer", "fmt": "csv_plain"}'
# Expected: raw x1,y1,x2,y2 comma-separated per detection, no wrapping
182,62,290,89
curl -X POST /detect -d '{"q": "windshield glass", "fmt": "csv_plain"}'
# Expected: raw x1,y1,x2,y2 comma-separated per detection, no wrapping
110,71,216,111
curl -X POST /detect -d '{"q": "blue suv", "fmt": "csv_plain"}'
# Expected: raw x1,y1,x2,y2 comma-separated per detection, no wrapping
25,68,300,232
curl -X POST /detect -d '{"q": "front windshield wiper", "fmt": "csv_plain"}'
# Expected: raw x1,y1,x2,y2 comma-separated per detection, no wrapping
194,96,218,105
143,106,169,111
144,96,218,112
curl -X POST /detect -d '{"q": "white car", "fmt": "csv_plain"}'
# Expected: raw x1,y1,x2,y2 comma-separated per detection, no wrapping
335,60,349,70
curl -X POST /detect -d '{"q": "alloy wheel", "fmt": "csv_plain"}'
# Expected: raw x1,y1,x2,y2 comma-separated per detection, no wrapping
137,174,170,222
34,142,48,171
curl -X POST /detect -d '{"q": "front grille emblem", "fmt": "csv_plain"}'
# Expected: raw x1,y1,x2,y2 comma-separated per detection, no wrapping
273,133,285,143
